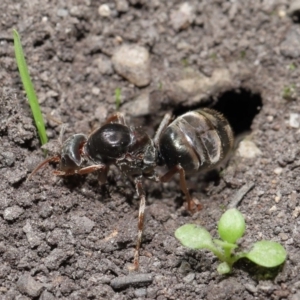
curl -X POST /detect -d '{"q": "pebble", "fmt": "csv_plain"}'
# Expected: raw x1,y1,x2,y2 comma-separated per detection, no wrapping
116,0,129,13
134,288,147,297
280,26,300,58
0,151,15,167
70,215,95,234
23,221,43,248
170,2,195,31
244,283,258,293
289,113,300,128
44,248,74,270
57,8,68,17
178,260,192,274
3,205,24,221
95,57,113,75
121,92,150,116
293,207,300,218
273,167,283,175
183,272,195,283
237,140,262,158
17,273,44,298
39,290,55,300
170,68,233,106
98,4,111,17
279,232,289,241
112,44,151,87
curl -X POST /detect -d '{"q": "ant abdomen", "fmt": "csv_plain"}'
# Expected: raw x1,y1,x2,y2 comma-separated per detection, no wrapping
158,108,234,175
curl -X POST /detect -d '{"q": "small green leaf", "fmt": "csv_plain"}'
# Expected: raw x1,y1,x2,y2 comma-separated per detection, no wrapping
217,262,231,274
245,241,287,268
218,208,245,244
175,224,214,249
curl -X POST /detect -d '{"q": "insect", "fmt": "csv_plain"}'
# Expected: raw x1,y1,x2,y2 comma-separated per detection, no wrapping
29,108,234,271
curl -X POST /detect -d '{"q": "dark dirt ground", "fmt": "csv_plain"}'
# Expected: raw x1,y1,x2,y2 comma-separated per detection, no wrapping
1,0,300,299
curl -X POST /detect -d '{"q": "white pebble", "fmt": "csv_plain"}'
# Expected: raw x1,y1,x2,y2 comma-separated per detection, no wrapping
289,113,300,128
112,44,151,87
237,140,262,158
98,4,111,17
273,167,283,175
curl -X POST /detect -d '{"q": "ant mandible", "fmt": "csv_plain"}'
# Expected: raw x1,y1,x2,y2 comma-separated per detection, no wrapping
29,108,234,271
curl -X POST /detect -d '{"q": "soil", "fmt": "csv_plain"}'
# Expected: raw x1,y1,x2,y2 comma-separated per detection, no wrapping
1,0,300,299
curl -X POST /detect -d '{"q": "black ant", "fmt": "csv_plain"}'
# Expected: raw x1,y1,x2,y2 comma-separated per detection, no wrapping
29,108,233,271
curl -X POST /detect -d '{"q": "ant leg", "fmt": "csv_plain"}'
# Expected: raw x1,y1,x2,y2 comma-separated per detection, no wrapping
97,165,110,185
160,165,201,212
27,156,61,181
53,164,106,176
131,176,146,271
104,112,126,125
153,112,172,146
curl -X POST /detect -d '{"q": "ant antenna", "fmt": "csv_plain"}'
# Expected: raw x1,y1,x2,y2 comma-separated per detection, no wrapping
27,156,60,181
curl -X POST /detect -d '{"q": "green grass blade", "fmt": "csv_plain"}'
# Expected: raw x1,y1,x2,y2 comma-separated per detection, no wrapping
13,29,48,145
115,87,121,110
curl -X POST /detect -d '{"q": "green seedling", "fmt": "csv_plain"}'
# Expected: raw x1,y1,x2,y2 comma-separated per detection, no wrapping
13,29,48,145
175,208,286,275
282,84,296,101
115,87,121,110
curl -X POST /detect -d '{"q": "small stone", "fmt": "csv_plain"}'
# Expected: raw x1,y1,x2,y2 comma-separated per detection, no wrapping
183,273,195,283
134,288,147,298
98,4,111,17
269,205,277,212
44,248,74,270
70,215,95,235
244,283,258,293
57,8,69,17
274,195,282,203
92,87,101,95
1,151,15,167
38,203,53,219
237,140,262,158
39,290,55,300
280,26,300,58
23,221,43,248
289,113,300,128
121,92,150,116
169,68,233,106
95,57,113,75
274,167,283,175
3,205,24,221
292,207,300,218
170,2,195,31
279,232,289,241
17,273,44,297
116,0,129,12
178,261,191,274
112,44,151,87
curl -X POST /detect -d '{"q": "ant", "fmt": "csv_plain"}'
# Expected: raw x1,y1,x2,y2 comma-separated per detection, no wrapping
29,108,234,271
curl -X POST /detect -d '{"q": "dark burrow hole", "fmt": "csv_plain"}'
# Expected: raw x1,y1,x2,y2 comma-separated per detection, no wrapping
211,89,262,136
